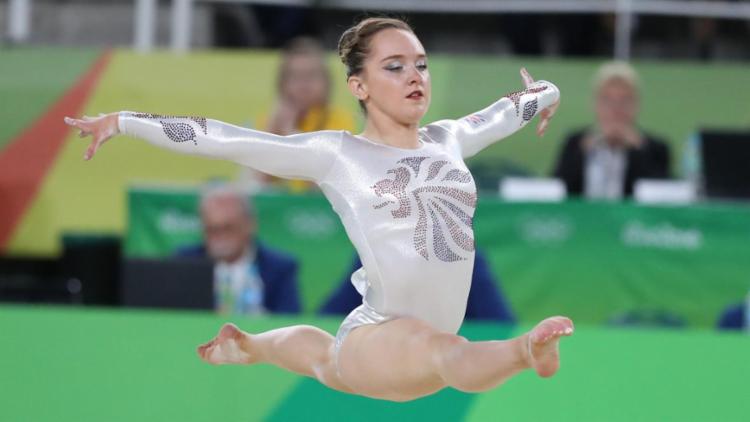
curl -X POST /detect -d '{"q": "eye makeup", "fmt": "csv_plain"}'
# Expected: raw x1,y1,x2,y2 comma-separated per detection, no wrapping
383,59,428,72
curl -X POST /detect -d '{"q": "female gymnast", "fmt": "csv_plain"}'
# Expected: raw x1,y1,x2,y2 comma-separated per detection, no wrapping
65,17,572,402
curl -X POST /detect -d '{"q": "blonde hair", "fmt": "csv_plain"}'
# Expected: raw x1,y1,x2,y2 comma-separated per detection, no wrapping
277,36,331,104
593,61,640,93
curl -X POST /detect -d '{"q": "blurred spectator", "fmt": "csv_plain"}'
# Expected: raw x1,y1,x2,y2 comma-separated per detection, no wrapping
263,37,355,136
178,185,301,315
717,293,748,331
319,250,515,324
553,61,671,200
245,37,356,192
717,303,745,330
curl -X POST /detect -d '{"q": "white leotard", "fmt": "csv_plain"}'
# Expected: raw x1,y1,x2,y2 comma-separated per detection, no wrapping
118,80,559,334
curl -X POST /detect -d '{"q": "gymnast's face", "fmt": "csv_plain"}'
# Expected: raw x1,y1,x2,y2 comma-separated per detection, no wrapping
349,28,431,125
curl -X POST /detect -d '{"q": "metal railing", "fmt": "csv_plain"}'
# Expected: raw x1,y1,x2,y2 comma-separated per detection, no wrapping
6,0,750,58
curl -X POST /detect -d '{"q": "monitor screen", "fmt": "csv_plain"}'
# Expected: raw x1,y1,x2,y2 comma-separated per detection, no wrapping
700,130,750,200
120,257,214,310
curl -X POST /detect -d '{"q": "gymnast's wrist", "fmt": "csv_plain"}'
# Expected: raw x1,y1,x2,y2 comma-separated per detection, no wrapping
539,80,560,102
536,80,560,105
114,111,126,134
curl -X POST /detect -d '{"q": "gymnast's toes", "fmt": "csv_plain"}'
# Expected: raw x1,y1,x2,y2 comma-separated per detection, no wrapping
197,323,254,365
530,316,574,344
528,316,574,378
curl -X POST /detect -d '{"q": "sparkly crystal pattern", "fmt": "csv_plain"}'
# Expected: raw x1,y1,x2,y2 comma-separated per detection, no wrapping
522,99,538,122
131,113,208,145
372,166,412,218
442,169,472,183
425,160,448,182
372,157,476,262
397,156,427,174
161,122,196,144
503,86,548,117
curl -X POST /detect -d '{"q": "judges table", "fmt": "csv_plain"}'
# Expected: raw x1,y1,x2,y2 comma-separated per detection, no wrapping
1,305,747,422
126,186,750,328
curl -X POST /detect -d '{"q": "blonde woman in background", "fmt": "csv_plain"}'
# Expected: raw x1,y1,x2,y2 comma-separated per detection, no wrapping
257,37,356,192
553,62,671,199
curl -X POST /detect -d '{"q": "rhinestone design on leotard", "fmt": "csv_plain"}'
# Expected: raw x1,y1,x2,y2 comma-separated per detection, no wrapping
503,86,548,118
397,156,427,174
522,99,538,122
425,160,448,182
131,113,208,145
442,168,472,183
372,157,476,262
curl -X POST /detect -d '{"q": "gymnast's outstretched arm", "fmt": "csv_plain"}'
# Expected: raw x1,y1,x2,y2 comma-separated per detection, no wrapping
64,112,342,181
428,68,560,158
64,111,356,395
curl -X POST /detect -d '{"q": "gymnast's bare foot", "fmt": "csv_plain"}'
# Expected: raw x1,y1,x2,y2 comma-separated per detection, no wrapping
197,323,256,365
525,316,574,378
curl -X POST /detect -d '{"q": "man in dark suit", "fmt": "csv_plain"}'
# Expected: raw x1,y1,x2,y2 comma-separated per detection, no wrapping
178,186,300,314
553,61,671,199
319,250,515,323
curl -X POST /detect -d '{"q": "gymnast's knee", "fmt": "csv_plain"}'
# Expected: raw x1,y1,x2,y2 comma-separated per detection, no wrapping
427,332,468,371
428,332,468,351
427,333,510,393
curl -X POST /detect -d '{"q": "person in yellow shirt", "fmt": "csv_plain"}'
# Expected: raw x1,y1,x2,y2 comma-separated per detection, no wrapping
258,37,356,192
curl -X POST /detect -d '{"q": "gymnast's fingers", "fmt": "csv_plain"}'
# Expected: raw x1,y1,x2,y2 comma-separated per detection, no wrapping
536,101,559,136
520,67,534,87
537,119,549,137
537,111,553,136
84,138,97,161
84,133,108,161
547,100,560,116
64,116,81,129
65,117,92,136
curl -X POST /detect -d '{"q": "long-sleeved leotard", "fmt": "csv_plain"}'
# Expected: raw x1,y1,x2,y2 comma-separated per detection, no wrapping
118,80,559,334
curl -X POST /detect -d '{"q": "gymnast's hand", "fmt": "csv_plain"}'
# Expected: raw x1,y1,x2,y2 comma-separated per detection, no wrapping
520,67,559,137
63,113,120,161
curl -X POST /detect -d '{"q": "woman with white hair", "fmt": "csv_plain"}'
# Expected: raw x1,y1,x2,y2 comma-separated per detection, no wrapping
553,61,671,200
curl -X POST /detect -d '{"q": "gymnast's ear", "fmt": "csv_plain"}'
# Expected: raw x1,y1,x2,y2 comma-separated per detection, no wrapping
347,75,368,102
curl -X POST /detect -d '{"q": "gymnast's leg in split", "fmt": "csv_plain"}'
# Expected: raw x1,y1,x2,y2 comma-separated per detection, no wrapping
197,315,573,402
